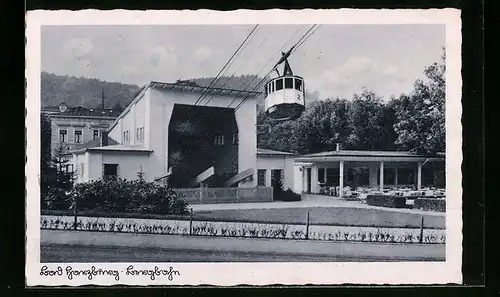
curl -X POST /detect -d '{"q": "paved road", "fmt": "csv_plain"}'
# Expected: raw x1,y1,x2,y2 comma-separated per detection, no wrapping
41,230,445,262
41,244,401,262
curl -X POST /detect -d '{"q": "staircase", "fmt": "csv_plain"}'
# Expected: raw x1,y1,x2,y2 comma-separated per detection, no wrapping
224,168,254,187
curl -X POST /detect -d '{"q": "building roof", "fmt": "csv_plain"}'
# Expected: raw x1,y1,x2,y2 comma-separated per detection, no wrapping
80,137,120,149
46,106,121,118
257,148,297,156
108,80,262,132
69,144,153,154
150,81,262,98
295,149,445,162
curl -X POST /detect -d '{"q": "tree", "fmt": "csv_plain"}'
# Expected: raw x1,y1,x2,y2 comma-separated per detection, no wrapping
40,113,52,205
43,143,75,209
346,89,397,150
393,50,446,154
293,98,352,154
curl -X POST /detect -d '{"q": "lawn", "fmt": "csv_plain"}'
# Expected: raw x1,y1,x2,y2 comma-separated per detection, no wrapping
42,207,445,229
192,207,445,229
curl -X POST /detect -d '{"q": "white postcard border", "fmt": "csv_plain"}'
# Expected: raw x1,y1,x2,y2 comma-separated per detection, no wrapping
26,8,463,286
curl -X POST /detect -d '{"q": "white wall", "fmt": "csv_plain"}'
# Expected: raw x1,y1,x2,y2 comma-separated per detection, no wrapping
234,96,257,187
72,151,152,182
101,152,151,181
257,155,294,190
108,119,122,144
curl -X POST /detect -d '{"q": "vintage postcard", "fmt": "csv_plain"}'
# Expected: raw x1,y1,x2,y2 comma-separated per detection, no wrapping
25,9,462,286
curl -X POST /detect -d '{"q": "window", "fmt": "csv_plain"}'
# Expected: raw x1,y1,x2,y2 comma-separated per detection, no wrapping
59,129,67,143
136,128,140,141
74,130,82,143
141,128,144,142
232,132,238,145
257,169,266,186
123,130,129,143
275,79,283,90
103,164,119,179
285,77,293,89
64,164,74,173
93,129,100,140
123,131,126,144
79,163,84,177
295,78,303,91
214,135,224,146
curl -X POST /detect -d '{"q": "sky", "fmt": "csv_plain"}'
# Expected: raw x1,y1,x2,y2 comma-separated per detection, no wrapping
41,24,445,101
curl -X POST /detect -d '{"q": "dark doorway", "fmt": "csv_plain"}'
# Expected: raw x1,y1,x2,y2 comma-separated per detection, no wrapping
306,168,312,193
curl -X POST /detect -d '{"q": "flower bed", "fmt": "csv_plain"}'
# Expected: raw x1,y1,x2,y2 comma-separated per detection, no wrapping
366,195,407,208
413,198,446,212
41,215,446,244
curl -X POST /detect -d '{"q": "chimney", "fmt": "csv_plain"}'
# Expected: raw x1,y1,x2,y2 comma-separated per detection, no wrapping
336,143,341,151
101,131,109,147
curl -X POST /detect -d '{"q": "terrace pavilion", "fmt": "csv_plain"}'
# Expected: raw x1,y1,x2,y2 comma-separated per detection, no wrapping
292,146,445,197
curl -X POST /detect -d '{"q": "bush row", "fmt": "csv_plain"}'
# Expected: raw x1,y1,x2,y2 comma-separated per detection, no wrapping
46,178,189,215
366,195,407,208
413,198,446,212
274,189,302,202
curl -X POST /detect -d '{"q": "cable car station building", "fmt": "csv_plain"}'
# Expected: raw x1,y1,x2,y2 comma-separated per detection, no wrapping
69,81,261,194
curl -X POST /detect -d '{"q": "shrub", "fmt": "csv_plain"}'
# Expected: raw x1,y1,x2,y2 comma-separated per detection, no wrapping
44,187,71,210
414,198,446,212
69,178,189,215
366,195,407,208
274,189,302,202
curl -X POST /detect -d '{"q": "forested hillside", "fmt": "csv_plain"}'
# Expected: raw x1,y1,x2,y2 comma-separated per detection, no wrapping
41,72,141,109
41,72,320,110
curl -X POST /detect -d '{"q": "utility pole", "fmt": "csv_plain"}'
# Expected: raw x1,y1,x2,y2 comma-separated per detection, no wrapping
101,89,105,110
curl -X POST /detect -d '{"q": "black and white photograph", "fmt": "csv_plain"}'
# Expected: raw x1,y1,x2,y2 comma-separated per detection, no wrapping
26,9,462,286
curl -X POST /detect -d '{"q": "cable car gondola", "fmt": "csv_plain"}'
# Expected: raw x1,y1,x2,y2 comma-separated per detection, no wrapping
264,48,306,120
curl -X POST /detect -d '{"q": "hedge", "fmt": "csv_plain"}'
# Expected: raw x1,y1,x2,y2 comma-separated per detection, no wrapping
57,178,189,215
366,195,407,208
413,198,446,212
274,189,302,202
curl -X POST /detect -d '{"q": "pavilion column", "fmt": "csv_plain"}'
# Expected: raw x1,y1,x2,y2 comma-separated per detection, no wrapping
379,161,384,191
339,161,344,197
311,166,319,193
369,165,378,188
324,168,328,184
417,162,422,190
302,168,308,193
394,168,399,186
